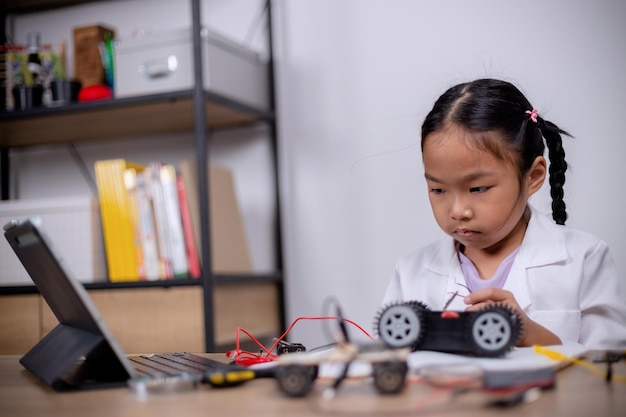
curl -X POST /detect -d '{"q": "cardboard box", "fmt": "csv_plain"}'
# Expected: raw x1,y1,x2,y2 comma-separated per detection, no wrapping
114,27,269,110
73,24,115,87
0,196,107,285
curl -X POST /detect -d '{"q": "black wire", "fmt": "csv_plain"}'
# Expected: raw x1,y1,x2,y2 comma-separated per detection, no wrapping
321,296,350,343
309,342,337,352
320,296,354,396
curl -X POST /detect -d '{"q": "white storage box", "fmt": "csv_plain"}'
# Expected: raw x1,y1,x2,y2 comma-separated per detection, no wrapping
114,27,269,110
0,196,106,285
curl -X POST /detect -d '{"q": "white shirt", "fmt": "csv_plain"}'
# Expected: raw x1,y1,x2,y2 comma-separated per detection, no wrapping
382,205,626,349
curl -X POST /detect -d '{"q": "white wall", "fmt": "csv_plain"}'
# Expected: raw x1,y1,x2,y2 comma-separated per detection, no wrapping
271,0,626,347
8,0,626,350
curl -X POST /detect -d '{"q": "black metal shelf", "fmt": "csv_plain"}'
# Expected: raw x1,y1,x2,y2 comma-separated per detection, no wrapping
0,0,283,353
0,0,113,14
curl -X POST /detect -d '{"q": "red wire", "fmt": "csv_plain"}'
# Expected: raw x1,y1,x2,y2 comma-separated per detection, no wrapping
227,316,374,366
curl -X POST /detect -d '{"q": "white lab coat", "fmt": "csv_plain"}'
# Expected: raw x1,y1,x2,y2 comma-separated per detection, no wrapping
382,205,626,349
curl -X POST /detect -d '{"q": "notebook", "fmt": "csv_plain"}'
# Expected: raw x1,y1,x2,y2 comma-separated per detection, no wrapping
3,218,231,391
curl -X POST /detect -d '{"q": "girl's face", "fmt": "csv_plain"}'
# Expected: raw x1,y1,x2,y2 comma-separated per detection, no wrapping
422,124,543,255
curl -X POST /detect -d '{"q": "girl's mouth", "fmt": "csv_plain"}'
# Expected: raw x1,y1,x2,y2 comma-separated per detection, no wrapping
455,229,479,238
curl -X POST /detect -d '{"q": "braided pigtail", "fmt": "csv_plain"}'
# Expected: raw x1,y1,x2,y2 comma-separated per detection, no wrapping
538,117,571,225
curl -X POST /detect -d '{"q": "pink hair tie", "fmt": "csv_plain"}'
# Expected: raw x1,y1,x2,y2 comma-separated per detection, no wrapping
526,109,538,123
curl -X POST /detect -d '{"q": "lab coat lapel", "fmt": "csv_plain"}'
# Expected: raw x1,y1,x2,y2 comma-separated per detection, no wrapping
503,264,531,310
503,206,569,310
424,239,468,310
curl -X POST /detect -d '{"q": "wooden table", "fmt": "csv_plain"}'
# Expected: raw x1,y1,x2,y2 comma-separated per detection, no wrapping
0,354,624,416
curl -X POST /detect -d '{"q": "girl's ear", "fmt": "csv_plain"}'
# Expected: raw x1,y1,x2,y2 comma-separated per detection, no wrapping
527,156,547,196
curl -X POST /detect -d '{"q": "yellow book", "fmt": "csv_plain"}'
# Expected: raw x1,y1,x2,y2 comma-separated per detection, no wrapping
94,159,146,282
123,167,145,280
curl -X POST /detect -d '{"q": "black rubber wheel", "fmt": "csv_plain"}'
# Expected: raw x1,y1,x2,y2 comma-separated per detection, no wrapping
405,300,430,311
372,360,408,394
275,364,315,397
376,303,424,349
470,305,517,357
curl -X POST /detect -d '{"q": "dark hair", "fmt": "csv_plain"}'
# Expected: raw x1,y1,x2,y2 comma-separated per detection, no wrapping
421,78,571,225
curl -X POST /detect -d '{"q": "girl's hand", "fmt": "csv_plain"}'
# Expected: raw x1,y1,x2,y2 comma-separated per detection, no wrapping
463,288,562,347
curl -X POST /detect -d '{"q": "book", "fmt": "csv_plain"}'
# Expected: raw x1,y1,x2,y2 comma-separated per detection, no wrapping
178,160,253,273
159,164,189,278
95,158,249,280
147,162,174,279
135,170,161,280
177,175,201,278
123,167,145,280
94,159,145,281
178,161,202,266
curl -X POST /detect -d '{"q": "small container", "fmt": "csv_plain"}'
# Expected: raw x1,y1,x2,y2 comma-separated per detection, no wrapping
50,79,82,106
114,27,269,110
12,84,44,110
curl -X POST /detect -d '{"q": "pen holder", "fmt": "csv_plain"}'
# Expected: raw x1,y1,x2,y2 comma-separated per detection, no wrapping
12,85,44,111
50,79,82,106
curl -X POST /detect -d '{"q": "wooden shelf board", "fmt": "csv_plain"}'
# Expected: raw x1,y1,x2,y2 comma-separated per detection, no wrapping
0,272,283,295
0,91,273,147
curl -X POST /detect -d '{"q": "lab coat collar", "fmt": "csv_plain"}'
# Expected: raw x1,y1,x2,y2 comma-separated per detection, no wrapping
516,205,569,267
423,205,568,311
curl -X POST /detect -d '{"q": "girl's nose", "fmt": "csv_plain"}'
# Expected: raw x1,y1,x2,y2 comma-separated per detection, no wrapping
451,197,472,220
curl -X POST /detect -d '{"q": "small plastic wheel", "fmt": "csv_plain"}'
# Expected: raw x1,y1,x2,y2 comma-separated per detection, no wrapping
372,360,408,394
376,303,424,349
275,364,315,397
470,306,517,357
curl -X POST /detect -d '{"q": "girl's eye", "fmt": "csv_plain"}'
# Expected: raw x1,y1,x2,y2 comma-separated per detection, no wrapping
470,186,489,193
429,188,445,195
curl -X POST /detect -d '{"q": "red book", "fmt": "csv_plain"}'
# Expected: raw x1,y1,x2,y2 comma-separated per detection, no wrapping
177,175,201,278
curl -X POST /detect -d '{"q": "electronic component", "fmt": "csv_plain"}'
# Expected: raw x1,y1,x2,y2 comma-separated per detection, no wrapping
276,340,306,355
227,315,373,366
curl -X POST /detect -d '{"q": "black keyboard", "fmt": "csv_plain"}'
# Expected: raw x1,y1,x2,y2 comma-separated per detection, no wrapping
129,352,231,377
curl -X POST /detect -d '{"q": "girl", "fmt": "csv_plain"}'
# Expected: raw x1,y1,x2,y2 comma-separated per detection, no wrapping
382,78,626,349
